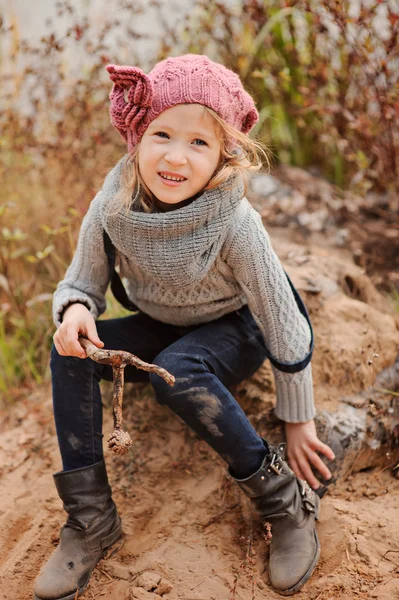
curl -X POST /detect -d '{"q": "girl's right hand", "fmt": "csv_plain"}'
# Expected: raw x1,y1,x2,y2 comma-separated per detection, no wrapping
53,303,104,358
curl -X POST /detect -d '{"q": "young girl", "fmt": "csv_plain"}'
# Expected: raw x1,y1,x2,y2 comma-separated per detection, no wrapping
34,54,335,600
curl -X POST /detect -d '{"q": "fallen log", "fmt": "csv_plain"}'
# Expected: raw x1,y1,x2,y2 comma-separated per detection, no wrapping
315,354,399,482
233,355,399,495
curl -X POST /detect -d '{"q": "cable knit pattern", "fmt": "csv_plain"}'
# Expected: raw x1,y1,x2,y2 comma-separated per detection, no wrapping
106,54,259,151
53,157,315,423
221,202,315,422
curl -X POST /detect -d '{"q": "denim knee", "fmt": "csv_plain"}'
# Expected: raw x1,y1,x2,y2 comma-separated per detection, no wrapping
149,350,205,406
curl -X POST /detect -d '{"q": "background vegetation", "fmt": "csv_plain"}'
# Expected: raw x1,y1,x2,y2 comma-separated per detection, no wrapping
0,0,398,399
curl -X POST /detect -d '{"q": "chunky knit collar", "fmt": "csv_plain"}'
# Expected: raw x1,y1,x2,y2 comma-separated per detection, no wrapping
100,156,245,287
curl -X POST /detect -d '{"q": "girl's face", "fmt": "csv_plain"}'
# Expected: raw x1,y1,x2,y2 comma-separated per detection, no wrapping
138,104,221,205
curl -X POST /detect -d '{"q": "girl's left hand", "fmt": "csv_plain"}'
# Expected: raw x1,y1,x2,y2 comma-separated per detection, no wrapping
285,419,335,490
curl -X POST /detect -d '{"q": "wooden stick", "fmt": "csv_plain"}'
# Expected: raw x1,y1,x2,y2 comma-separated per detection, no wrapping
78,337,175,385
78,336,175,455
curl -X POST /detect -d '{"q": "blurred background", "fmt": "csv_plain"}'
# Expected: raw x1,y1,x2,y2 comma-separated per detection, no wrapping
0,0,398,401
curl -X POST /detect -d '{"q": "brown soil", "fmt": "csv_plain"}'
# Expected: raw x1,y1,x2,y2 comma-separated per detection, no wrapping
0,175,398,600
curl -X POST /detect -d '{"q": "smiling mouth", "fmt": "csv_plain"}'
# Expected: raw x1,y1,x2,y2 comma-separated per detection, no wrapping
158,172,187,182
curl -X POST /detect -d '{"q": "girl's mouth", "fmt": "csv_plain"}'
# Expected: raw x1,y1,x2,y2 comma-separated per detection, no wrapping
158,172,187,187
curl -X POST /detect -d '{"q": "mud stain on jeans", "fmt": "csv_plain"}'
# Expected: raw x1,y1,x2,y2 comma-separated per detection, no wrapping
173,377,192,385
172,385,223,437
193,392,223,438
67,433,83,450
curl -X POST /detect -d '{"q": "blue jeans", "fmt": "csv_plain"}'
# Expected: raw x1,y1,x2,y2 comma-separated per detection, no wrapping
51,305,269,478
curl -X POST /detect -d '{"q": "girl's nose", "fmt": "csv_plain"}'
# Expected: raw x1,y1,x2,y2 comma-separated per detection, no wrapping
164,146,187,166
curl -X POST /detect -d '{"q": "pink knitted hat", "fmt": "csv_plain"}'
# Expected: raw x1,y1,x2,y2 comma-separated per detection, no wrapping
106,54,259,151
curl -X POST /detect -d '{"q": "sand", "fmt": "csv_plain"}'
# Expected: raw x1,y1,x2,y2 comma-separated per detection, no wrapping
0,172,398,600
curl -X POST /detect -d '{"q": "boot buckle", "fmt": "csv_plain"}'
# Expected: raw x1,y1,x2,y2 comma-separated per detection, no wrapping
300,481,317,512
268,452,283,475
270,463,282,475
277,443,286,459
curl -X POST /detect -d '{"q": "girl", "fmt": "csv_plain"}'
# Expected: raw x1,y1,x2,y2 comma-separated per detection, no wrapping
34,54,335,600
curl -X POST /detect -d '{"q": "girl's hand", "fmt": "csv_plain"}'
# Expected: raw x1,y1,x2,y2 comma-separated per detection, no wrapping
285,420,335,490
53,303,104,358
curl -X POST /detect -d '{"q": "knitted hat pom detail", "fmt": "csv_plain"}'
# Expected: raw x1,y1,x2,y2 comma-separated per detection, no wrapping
106,64,153,143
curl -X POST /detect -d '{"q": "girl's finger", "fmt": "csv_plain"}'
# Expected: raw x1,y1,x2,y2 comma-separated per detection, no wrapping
65,343,85,358
288,457,306,483
296,454,320,490
75,340,87,358
86,322,104,348
55,338,67,356
315,441,335,461
306,448,332,480
66,329,86,358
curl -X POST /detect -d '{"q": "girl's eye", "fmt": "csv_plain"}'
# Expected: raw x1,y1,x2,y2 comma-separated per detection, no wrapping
155,132,169,138
193,139,207,146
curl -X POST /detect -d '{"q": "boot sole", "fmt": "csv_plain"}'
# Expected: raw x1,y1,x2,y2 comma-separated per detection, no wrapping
34,580,91,600
33,534,123,600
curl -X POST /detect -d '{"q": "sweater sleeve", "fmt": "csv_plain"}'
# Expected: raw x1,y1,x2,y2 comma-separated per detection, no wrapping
52,190,110,328
223,201,315,423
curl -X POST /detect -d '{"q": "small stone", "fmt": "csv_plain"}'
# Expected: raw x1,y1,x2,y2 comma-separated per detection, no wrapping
106,560,132,580
130,587,156,600
156,578,173,595
50,533,60,545
136,571,162,591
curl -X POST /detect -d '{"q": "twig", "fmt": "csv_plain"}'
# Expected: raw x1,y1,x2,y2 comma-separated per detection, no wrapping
371,461,398,478
97,568,114,582
375,387,399,397
79,336,175,454
190,579,205,591
78,337,175,384
380,549,399,565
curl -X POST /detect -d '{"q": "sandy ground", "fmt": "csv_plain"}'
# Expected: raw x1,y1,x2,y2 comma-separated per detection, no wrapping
0,175,398,600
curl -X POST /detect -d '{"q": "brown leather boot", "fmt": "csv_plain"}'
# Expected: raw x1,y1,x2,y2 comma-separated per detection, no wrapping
34,460,122,600
232,443,320,596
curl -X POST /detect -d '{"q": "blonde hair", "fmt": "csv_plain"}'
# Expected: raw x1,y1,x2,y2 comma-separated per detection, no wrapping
116,106,271,213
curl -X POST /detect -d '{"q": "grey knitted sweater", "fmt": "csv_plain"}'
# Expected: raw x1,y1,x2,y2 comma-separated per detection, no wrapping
53,157,315,423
